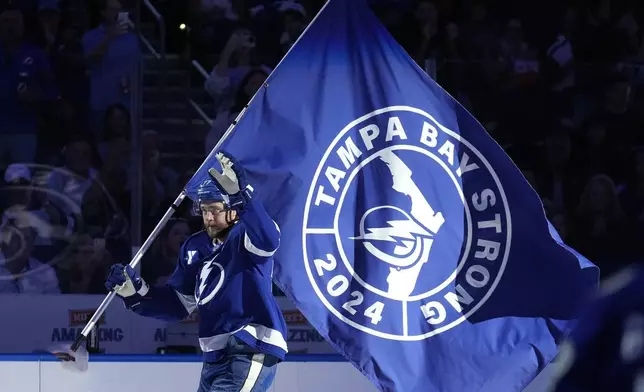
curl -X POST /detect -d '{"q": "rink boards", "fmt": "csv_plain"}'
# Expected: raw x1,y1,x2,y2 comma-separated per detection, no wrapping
0,354,555,392
0,354,377,392
0,294,556,391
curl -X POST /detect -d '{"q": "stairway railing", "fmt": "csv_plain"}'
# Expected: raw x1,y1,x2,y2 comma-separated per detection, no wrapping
135,0,167,116
182,29,215,166
129,0,167,250
189,60,214,127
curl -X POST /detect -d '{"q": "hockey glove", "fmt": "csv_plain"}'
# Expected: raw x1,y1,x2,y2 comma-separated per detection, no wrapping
208,150,253,210
105,264,149,305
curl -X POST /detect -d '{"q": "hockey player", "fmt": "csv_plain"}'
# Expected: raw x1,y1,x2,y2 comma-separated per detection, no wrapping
105,151,288,392
548,264,644,392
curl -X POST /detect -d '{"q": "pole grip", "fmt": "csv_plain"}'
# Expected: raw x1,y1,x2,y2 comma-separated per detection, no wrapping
70,334,86,353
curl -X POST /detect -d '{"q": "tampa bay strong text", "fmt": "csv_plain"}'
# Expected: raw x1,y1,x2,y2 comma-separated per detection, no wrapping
303,106,512,341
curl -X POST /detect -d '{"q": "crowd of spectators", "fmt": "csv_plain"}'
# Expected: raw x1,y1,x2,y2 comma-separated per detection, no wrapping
0,0,145,293
195,0,644,279
1,0,643,295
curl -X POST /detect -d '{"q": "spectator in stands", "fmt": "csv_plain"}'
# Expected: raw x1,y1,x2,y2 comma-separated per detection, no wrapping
499,19,528,68
619,149,644,225
205,67,268,153
0,224,60,294
2,163,34,211
98,103,131,162
0,4,58,165
459,1,498,63
589,77,638,183
38,97,82,165
276,1,307,54
140,130,179,219
199,0,240,22
204,27,271,110
101,127,130,174
1,163,79,268
550,212,572,243
536,130,581,215
457,2,503,127
141,217,190,286
49,5,89,121
59,234,111,294
81,157,129,236
614,12,640,64
398,0,443,73
36,0,60,55
81,127,131,264
153,168,198,232
572,117,614,183
602,77,632,118
183,0,644,281
170,167,196,201
46,137,98,217
573,174,636,276
544,31,575,100
82,0,140,139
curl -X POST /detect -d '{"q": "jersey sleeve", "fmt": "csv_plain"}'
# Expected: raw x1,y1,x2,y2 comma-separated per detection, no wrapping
238,197,280,263
126,242,199,322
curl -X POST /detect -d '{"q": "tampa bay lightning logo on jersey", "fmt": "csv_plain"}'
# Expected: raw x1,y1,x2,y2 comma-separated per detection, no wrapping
195,251,225,306
302,106,512,340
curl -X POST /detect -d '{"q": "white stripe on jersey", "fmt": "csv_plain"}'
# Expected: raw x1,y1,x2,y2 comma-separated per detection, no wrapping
198,323,287,353
244,233,277,257
241,353,265,392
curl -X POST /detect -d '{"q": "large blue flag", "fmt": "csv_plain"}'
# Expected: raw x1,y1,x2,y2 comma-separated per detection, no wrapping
186,0,599,391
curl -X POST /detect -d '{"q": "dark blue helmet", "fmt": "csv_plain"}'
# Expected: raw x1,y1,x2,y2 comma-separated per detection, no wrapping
197,179,225,202
193,179,227,215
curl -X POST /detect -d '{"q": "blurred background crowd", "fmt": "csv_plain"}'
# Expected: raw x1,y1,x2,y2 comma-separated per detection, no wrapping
0,0,642,295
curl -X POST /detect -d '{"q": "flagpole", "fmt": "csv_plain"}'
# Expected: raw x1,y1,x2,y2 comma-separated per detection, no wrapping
65,0,332,357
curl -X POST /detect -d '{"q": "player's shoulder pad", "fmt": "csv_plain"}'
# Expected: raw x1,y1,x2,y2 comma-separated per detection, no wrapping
177,230,210,262
183,229,210,246
182,230,213,250
228,221,246,238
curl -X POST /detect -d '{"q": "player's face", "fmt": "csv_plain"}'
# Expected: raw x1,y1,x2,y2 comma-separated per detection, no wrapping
201,201,234,239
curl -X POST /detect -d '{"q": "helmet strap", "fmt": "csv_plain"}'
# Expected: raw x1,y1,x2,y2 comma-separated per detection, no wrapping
225,209,239,226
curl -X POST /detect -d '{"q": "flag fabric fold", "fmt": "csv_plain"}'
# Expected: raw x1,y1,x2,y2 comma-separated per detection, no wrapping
186,1,598,391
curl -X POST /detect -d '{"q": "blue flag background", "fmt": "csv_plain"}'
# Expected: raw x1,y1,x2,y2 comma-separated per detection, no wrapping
186,0,599,391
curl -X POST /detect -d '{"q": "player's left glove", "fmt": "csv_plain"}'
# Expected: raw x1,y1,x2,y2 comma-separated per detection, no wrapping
208,150,253,210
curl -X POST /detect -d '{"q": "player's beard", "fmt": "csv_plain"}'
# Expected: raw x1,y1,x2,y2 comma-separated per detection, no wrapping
206,224,233,241
206,225,222,238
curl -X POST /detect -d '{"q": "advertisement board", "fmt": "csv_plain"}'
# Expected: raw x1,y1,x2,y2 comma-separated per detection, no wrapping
0,294,335,354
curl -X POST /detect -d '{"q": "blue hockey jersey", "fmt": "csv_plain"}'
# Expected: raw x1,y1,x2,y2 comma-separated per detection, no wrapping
550,264,644,392
125,198,288,362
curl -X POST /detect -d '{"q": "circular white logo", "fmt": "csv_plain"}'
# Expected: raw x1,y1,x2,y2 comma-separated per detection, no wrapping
302,106,511,341
0,164,129,283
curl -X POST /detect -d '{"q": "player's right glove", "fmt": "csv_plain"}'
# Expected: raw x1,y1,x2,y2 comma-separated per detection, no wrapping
105,264,149,305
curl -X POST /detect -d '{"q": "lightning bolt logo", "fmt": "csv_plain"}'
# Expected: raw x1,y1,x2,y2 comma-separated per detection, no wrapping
195,257,225,306
197,260,214,299
351,219,431,245
350,205,438,269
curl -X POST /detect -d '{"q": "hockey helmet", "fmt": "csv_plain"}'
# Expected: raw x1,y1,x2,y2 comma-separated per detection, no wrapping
193,179,228,214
